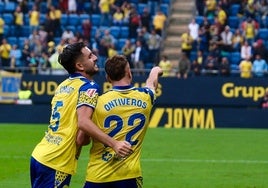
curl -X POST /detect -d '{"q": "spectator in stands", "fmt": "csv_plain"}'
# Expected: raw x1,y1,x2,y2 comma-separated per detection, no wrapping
68,0,77,14
196,50,205,65
241,40,252,60
218,25,233,52
140,7,151,31
29,5,40,33
259,90,268,109
252,54,268,77
205,0,217,18
112,7,124,26
48,5,62,37
188,18,199,50
216,5,227,26
128,8,141,39
147,29,162,65
102,29,116,47
14,5,24,37
62,28,75,41
99,0,112,26
219,57,230,76
29,29,40,49
232,28,244,52
158,55,172,77
255,0,268,28
107,43,118,58
96,38,109,69
244,0,256,19
10,44,22,70
21,39,31,68
209,42,221,63
132,40,147,76
239,56,252,78
181,29,194,59
122,39,135,68
0,38,11,69
82,19,92,44
177,52,191,79
204,54,219,76
218,0,230,15
191,59,203,76
49,46,67,75
195,0,205,16
38,52,51,75
252,39,268,63
121,1,132,24
197,26,210,53
27,51,38,74
0,17,4,43
241,17,259,45
153,10,167,36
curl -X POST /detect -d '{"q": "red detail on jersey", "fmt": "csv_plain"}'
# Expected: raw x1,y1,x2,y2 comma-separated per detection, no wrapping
86,89,97,97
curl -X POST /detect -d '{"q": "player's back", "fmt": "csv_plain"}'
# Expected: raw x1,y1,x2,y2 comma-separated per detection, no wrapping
87,85,155,182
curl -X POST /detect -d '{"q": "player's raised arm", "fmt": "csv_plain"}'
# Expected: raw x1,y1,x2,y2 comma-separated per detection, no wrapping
145,66,163,91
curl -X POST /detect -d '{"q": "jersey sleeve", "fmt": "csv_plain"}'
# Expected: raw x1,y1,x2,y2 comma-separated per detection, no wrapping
77,81,100,109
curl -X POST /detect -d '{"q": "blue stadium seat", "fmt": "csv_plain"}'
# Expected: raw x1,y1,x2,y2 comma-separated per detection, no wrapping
4,2,16,13
3,25,10,37
24,15,30,25
228,16,240,29
65,25,76,33
120,26,129,39
68,14,80,26
84,2,91,13
195,16,204,25
229,4,241,16
91,14,101,27
137,4,148,14
160,3,170,16
60,14,68,26
0,2,4,13
230,52,241,65
7,37,18,46
18,37,27,48
40,2,48,13
3,13,14,25
117,38,126,51
257,28,268,40
110,26,120,38
39,13,46,25
79,14,90,24
21,26,31,37
91,26,98,37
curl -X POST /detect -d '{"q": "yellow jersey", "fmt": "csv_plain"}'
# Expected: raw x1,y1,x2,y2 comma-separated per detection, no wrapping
86,85,156,182
32,73,100,175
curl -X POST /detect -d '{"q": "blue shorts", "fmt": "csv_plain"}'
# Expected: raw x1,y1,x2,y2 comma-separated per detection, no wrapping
30,157,72,188
83,177,143,188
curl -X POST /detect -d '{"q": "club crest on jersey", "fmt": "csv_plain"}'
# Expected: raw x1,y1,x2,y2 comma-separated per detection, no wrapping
86,89,97,97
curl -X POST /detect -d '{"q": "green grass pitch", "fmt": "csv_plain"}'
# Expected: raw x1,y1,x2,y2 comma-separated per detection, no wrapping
1,124,268,188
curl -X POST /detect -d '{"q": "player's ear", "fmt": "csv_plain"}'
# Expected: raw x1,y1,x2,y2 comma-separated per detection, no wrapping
75,62,84,71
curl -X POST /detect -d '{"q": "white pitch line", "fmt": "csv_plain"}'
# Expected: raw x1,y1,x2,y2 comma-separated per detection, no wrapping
141,158,268,164
1,155,268,164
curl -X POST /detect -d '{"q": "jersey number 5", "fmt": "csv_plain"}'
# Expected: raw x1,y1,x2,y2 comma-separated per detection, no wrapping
49,101,63,132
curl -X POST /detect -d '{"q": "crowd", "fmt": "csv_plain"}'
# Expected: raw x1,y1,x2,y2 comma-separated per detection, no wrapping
0,0,167,75
159,0,268,78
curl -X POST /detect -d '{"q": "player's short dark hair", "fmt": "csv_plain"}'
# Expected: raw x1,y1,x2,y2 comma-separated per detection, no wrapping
58,42,86,74
105,55,128,81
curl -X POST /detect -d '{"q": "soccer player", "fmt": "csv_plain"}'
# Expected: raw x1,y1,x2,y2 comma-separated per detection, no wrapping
30,42,132,188
83,55,163,188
